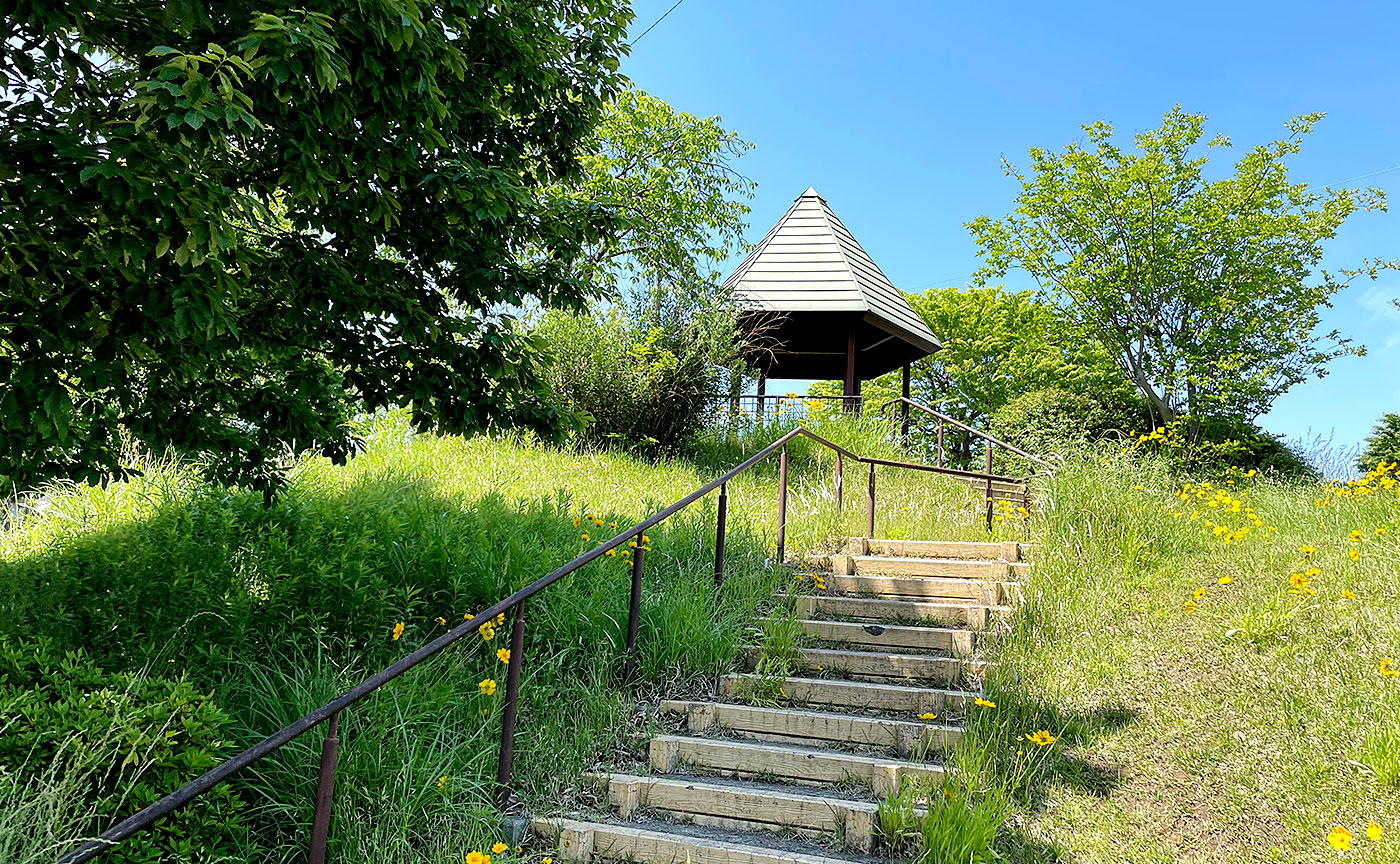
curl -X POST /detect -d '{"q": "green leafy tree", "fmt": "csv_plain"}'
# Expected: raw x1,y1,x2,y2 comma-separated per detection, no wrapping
568,87,755,325
968,107,1393,433
1358,413,1400,473
813,285,1137,463
1,1,631,496
536,89,756,449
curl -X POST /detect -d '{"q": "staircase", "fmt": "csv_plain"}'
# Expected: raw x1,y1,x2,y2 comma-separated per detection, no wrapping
533,537,1028,864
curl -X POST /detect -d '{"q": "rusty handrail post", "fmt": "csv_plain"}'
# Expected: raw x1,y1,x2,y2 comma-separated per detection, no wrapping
307,710,341,864
937,420,945,468
984,446,994,531
623,537,645,684
495,600,527,808
714,484,727,588
834,455,843,514
776,444,789,564
866,462,876,538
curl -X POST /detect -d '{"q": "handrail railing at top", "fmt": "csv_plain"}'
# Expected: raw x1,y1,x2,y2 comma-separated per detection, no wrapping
879,396,1055,471
56,425,1008,864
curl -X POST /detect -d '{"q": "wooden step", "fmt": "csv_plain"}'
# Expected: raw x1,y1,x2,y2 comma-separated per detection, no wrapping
535,817,860,864
795,594,988,628
719,674,970,715
797,618,975,656
587,772,885,852
743,645,981,686
835,555,1010,579
660,700,962,755
851,539,1024,562
825,572,1005,605
649,735,942,795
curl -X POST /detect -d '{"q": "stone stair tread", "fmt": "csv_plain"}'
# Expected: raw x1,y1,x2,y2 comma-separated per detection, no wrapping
797,618,976,656
660,699,963,755
533,817,871,864
796,595,989,629
719,673,973,714
649,734,944,794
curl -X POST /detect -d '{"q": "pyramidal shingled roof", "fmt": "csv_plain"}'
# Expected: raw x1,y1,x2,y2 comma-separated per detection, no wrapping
724,187,942,355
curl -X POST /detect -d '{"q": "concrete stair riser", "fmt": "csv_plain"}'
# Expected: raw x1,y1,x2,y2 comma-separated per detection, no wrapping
741,645,980,687
534,818,866,864
719,674,970,715
660,700,963,756
833,554,1011,580
849,538,1024,562
590,773,885,852
823,572,1005,605
649,735,943,795
797,618,976,656
795,594,987,628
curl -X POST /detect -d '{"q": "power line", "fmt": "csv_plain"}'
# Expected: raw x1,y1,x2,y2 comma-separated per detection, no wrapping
632,0,687,44
1328,164,1400,186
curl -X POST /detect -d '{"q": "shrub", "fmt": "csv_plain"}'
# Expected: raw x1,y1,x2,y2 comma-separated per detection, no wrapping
0,638,249,862
988,387,1145,457
1129,418,1315,479
535,307,734,452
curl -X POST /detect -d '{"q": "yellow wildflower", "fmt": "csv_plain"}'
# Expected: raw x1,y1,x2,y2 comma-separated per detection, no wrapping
1349,547,1361,561
465,613,474,620
1290,573,1309,590
974,697,996,708
478,678,498,695
581,533,590,542
1382,658,1399,678
1350,529,1365,542
1329,826,1352,851
1217,576,1232,585
492,843,509,854
1342,589,1357,600
392,621,405,641
467,852,484,864
1183,600,1198,613
1305,567,1321,578
918,712,938,721
1367,823,1383,841
543,858,554,864
435,617,447,626
497,648,511,663
1300,545,1317,556
1024,730,1057,746
1194,588,1207,600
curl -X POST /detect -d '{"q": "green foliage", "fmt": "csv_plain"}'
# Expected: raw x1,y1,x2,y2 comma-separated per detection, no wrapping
988,387,1146,463
969,107,1393,429
535,308,732,451
1358,413,1400,473
568,88,756,317
1,0,633,495
0,638,249,863
812,285,1132,465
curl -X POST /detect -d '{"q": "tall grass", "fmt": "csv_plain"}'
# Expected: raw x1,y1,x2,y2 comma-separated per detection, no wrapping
1,410,1018,862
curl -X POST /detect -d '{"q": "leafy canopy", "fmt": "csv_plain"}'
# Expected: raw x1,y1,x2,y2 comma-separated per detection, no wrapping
1,0,632,495
1358,413,1400,473
968,107,1392,429
537,89,756,450
813,285,1135,461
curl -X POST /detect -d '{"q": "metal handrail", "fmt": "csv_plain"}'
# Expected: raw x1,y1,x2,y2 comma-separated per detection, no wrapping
55,425,1000,864
878,396,1055,470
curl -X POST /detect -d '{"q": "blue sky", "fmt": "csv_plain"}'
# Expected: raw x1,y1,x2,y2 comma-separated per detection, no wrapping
619,0,1400,452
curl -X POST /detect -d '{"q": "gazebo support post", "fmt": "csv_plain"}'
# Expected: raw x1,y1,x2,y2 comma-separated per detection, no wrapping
844,327,859,415
900,363,911,444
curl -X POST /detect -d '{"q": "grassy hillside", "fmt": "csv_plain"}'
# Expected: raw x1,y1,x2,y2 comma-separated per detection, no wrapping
0,413,1000,864
6,413,1393,863
985,453,1400,863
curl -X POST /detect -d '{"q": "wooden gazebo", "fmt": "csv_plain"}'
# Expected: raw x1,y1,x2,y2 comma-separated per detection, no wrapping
723,187,942,406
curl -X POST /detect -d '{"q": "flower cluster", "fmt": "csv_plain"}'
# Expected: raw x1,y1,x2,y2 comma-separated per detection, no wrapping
991,498,1030,523
477,612,507,641
1328,821,1383,850
1317,460,1399,507
1160,480,1274,545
